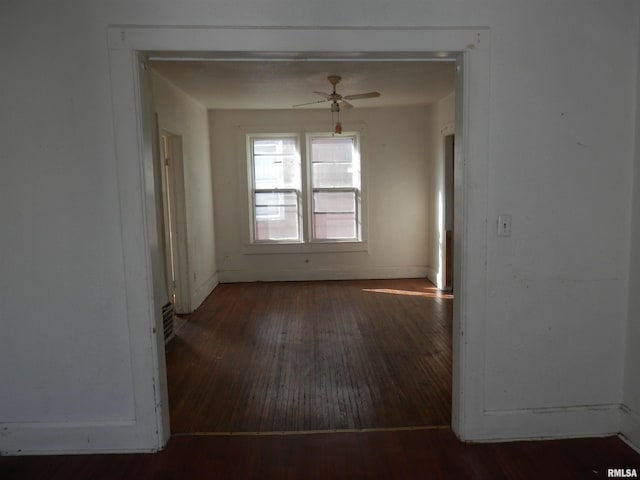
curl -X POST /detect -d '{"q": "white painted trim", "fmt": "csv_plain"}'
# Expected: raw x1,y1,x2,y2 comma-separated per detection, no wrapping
191,272,219,310
108,48,170,452
0,421,159,456
241,241,369,255
441,119,455,137
162,132,192,314
450,39,491,441
108,27,486,56
620,403,640,452
102,25,491,453
464,404,621,443
218,266,429,283
425,266,438,286
154,117,193,313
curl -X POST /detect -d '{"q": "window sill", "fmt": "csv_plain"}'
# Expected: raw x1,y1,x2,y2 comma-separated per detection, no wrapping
242,241,369,255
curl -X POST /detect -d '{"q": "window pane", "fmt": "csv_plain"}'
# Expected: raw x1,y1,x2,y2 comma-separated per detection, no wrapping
256,191,298,207
255,191,299,241
313,191,356,240
312,163,354,188
310,136,358,188
313,213,356,240
313,191,355,213
254,138,297,155
254,155,300,189
311,137,353,163
253,137,300,190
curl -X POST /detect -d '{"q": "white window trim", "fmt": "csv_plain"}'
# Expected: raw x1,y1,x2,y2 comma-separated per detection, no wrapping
238,124,369,254
247,132,303,244
306,132,362,243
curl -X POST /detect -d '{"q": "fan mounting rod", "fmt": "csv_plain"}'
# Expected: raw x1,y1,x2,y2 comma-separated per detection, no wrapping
328,75,341,87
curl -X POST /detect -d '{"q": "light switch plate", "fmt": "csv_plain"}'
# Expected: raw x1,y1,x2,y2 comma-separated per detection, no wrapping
498,215,512,237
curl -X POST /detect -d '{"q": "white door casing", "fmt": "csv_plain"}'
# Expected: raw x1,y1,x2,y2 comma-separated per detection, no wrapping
107,26,491,451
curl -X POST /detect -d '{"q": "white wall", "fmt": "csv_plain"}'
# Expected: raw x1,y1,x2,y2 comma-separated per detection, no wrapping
1,0,639,454
622,15,640,449
483,6,635,419
210,107,432,281
150,70,218,311
426,93,455,288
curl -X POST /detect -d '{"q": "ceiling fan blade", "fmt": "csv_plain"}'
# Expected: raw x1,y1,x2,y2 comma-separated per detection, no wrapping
343,92,381,101
292,98,331,107
313,91,332,99
340,100,354,110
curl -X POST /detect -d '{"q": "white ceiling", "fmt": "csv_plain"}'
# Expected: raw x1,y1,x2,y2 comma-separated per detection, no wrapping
148,60,456,110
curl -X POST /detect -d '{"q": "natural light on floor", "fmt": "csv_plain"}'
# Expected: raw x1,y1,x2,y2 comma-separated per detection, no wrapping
362,288,453,299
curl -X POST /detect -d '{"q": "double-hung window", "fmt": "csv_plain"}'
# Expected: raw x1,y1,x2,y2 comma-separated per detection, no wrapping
248,131,362,245
308,134,361,241
250,135,301,242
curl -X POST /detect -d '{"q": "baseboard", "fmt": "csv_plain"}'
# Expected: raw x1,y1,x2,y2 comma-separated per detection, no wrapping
190,272,219,310
460,404,621,443
0,420,161,456
620,404,640,453
218,266,429,283
425,266,439,287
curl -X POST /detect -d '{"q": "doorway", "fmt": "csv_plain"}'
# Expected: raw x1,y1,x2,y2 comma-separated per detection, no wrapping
107,26,491,449
150,57,456,434
155,130,191,316
158,132,191,314
443,133,455,292
159,134,178,307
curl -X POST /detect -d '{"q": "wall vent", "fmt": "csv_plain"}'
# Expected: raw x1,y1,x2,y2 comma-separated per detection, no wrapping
162,302,175,344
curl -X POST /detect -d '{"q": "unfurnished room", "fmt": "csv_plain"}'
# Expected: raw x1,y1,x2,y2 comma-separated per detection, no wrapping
2,2,640,478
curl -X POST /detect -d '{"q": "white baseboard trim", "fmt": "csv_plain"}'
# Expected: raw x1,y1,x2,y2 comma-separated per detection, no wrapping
190,272,219,310
0,420,161,456
425,266,439,287
620,404,640,453
218,266,429,283
461,404,621,443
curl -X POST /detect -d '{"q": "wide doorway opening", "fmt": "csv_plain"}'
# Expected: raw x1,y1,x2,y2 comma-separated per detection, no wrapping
148,55,458,434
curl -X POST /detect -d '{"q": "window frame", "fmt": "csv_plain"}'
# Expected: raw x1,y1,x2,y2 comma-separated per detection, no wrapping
306,132,362,243
247,133,303,244
242,125,368,254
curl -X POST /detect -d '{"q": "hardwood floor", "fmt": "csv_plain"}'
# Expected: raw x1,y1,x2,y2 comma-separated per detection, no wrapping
2,429,638,479
3,279,639,478
165,278,453,433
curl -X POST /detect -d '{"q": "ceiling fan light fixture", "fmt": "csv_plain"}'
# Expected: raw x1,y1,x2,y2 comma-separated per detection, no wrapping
293,74,380,135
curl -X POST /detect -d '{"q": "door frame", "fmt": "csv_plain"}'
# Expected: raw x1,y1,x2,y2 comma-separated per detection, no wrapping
157,129,191,314
443,129,455,292
108,26,491,450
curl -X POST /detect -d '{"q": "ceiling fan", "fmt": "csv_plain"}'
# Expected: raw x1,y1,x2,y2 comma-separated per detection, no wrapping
293,75,381,111
293,75,380,134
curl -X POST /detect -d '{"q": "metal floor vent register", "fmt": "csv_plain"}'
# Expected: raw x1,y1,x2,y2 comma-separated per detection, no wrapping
162,302,175,344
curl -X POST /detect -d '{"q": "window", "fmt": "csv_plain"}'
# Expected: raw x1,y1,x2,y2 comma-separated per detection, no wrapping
248,132,362,245
250,136,301,242
309,135,360,241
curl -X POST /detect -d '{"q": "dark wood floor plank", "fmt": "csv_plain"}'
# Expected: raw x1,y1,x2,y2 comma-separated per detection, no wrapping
2,430,638,480
166,279,453,433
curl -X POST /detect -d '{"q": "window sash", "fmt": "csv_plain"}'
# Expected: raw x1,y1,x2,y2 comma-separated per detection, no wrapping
253,188,301,242
311,187,359,241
